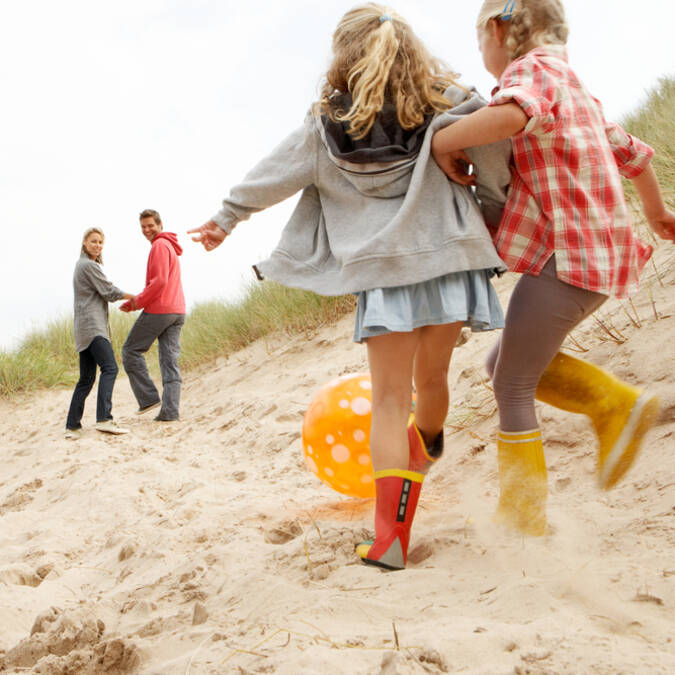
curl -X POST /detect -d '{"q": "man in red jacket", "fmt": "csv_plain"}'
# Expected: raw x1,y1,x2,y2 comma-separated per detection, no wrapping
121,209,186,421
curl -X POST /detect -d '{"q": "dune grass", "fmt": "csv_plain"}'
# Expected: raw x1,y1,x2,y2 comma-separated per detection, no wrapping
0,282,355,398
621,76,675,208
179,282,355,371
2,76,672,399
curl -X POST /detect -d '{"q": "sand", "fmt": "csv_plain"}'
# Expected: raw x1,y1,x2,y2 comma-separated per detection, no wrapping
1,238,673,674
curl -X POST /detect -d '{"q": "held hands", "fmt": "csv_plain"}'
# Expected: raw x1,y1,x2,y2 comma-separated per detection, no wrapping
188,221,228,251
119,297,136,313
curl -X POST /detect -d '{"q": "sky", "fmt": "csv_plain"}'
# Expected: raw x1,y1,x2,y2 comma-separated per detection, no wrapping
1,0,674,350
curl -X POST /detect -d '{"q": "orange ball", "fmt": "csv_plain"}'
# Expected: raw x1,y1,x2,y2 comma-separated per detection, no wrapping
302,373,375,498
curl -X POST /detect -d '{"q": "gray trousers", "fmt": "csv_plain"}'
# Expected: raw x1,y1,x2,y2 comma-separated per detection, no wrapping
122,312,185,420
486,257,607,432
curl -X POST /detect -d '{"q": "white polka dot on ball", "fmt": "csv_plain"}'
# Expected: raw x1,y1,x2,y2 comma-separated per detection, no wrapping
350,397,371,415
331,444,351,463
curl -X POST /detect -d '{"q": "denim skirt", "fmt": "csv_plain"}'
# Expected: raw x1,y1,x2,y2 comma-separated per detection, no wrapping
353,268,504,343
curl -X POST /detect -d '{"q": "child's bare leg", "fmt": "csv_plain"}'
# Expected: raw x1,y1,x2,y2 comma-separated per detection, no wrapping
366,331,419,472
413,322,463,444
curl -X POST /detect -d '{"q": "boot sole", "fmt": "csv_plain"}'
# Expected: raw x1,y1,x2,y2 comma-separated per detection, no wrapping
360,556,405,571
599,393,659,489
356,540,405,571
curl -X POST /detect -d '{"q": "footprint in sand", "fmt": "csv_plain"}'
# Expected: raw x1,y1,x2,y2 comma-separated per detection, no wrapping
0,563,43,587
0,478,43,514
264,519,303,544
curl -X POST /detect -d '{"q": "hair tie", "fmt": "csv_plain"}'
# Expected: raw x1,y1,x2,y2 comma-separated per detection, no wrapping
501,0,516,20
379,14,392,23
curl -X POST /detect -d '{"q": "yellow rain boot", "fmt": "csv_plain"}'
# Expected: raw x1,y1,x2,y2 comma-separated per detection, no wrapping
536,352,659,489
494,429,548,536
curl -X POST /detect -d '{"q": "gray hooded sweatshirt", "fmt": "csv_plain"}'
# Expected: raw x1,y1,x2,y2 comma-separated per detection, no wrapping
211,86,511,295
72,254,125,352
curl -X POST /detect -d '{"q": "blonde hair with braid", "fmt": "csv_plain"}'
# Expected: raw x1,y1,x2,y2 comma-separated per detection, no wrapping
477,0,568,60
315,3,462,139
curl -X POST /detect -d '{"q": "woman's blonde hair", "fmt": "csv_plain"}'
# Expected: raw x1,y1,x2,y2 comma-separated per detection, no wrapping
477,0,568,60
315,3,462,139
81,226,105,264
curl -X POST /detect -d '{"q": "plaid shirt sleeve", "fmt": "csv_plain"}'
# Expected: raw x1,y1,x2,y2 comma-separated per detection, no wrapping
489,57,557,134
604,120,654,179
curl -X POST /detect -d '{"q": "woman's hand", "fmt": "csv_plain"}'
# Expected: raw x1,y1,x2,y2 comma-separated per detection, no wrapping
188,221,228,251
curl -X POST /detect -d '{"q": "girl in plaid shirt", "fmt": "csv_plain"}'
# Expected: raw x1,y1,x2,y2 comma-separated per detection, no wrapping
432,0,675,536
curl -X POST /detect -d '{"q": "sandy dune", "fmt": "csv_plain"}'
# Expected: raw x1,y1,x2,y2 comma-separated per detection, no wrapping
1,238,673,674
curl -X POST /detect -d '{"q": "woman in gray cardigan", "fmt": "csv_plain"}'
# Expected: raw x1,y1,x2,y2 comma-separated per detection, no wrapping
65,227,133,438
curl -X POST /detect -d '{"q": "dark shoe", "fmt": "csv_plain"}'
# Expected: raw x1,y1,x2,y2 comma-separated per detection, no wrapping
154,415,179,422
136,401,161,415
407,414,444,474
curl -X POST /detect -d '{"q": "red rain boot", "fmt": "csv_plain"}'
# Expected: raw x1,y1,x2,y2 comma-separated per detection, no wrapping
407,414,444,474
356,469,424,570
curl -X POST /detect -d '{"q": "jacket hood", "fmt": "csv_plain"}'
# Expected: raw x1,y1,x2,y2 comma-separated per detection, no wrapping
154,232,183,256
317,94,432,198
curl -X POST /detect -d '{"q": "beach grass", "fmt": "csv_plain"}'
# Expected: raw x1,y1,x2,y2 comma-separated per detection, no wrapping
179,282,355,372
622,76,675,208
0,283,354,398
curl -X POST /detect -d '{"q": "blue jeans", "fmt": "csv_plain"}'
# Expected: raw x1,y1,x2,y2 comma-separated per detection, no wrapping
66,336,119,429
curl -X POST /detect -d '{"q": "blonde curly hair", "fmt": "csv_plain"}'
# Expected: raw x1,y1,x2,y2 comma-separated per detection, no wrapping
476,0,568,60
315,3,462,139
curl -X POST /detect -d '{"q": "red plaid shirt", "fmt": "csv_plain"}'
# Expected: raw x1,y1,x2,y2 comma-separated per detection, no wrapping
489,45,653,297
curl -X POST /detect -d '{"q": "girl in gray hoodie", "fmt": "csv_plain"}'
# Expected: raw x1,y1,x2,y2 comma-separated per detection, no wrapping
191,3,512,571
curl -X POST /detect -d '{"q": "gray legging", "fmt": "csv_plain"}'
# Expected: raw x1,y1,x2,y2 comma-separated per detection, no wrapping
486,256,607,432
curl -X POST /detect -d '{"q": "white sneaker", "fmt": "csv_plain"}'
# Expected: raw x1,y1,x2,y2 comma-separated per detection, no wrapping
95,419,129,435
65,428,82,440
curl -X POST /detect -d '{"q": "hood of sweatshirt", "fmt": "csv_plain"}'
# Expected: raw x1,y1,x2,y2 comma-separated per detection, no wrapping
316,93,433,198
154,231,183,255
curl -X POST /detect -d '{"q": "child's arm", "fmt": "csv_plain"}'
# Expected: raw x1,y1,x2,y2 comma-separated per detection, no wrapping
604,119,675,242
631,164,675,242
431,104,527,183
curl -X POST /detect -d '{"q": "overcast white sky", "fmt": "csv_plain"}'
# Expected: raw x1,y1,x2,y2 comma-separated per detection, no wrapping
1,0,674,350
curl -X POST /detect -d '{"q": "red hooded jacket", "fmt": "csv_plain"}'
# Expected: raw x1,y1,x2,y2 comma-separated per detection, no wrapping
133,232,186,314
